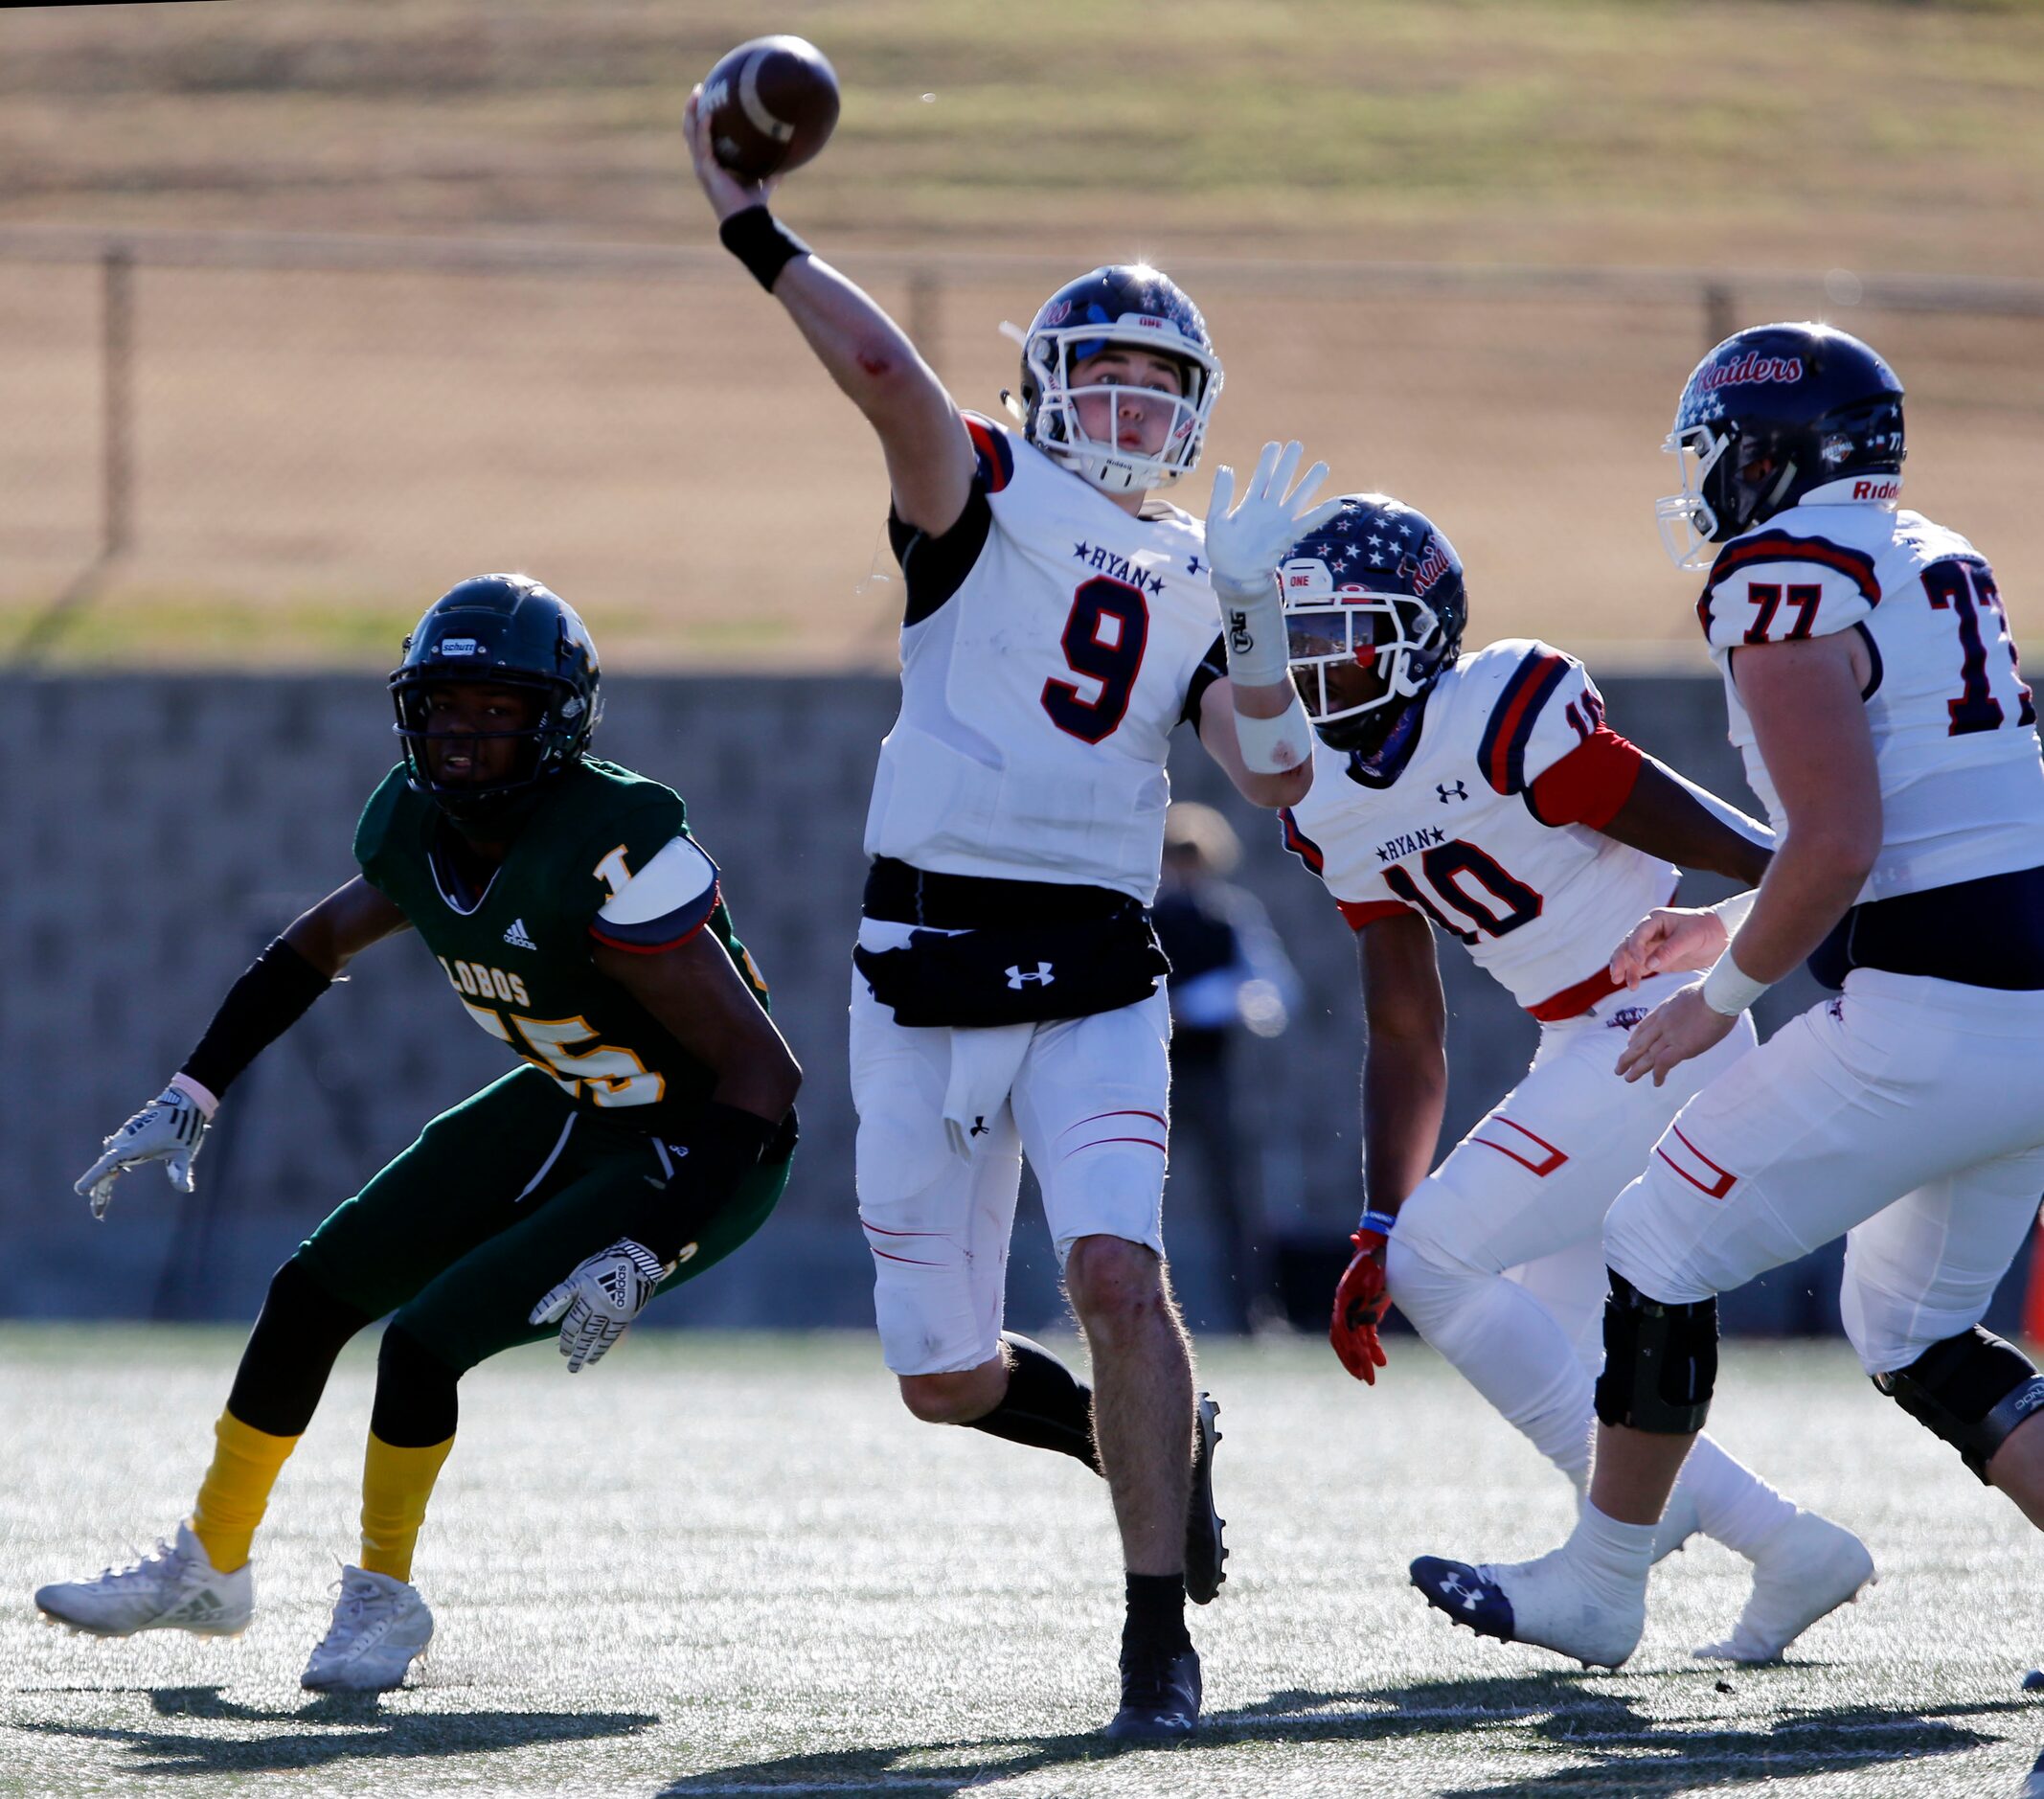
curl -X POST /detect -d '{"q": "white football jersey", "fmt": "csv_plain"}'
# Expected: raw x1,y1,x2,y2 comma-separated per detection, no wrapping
1281,641,1676,1016
864,413,1224,903
1698,499,2044,901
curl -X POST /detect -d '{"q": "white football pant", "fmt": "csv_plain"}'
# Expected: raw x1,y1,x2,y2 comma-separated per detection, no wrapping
1607,968,2044,1375
851,972,1171,1377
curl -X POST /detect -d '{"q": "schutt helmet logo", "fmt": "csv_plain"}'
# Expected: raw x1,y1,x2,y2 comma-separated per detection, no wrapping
1005,963,1056,989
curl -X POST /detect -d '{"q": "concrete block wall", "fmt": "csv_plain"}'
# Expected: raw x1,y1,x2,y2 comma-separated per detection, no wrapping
5,670,2021,1336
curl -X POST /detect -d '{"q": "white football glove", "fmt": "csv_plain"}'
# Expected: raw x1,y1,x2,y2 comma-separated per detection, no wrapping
529,1238,670,1374
75,1082,213,1221
1204,437,1344,601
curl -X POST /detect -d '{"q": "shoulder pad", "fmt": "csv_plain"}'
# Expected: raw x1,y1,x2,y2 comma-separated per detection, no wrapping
961,411,1015,493
1475,645,1581,795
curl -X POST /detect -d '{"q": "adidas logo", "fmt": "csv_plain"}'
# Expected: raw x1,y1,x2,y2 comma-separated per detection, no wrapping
503,919,537,950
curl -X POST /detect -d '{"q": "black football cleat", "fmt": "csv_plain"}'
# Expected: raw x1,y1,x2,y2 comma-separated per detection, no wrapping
1105,1642,1201,1743
1184,1392,1227,1605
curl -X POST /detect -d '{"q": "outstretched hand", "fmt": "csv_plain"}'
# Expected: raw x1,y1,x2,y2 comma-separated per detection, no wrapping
1204,441,1344,605
74,1082,213,1221
684,85,779,222
1608,904,1730,990
1614,984,1739,1086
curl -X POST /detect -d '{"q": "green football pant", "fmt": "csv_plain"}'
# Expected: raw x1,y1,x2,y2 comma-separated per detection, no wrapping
294,1066,788,1374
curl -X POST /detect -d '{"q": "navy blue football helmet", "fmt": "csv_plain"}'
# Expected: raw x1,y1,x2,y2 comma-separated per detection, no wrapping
1015,264,1221,494
1657,323,1905,568
1282,494,1466,766
391,574,602,826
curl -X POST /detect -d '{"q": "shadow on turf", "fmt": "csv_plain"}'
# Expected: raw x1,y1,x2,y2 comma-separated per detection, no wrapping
650,1672,2027,1796
16,1683,656,1774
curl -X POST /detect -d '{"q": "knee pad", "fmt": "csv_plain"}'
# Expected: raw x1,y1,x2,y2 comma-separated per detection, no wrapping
1593,1270,1718,1434
1873,1326,2044,1483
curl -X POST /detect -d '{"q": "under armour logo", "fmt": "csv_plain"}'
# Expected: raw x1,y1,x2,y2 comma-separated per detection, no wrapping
1005,963,1056,989
1438,781,1468,804
969,1116,990,1138
1187,555,1205,577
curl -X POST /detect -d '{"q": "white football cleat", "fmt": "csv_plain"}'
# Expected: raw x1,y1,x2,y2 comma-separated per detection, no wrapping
35,1522,252,1638
300,1566,434,1692
1412,1547,1646,1671
1694,1510,1874,1663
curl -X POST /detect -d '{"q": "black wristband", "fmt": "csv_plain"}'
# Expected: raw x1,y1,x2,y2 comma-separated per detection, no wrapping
718,205,810,293
628,1101,786,1264
181,937,332,1099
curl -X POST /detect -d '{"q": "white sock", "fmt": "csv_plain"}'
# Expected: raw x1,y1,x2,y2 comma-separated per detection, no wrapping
1388,1240,1597,1485
1563,1500,1656,1598
1675,1434,1799,1558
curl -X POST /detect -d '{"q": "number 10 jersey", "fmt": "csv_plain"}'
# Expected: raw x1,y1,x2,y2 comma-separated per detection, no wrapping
864,412,1226,905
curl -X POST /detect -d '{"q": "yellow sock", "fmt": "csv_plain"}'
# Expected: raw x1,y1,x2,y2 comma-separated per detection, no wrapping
191,1410,302,1574
358,1432,455,1583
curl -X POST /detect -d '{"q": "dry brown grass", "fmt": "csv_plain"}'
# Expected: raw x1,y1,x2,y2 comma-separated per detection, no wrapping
3,0,2041,666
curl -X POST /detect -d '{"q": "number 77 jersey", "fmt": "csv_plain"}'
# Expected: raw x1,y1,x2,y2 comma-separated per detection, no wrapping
1697,501,2044,901
1279,640,1678,1021
863,411,1226,903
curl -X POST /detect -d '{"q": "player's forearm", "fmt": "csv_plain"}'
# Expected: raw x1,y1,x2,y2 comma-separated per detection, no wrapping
769,253,949,429
1726,828,1876,985
1360,1043,1446,1216
710,1031,804,1124
1601,759,1773,885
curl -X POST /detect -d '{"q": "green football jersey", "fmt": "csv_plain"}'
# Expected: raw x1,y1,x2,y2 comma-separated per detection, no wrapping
354,757,770,1136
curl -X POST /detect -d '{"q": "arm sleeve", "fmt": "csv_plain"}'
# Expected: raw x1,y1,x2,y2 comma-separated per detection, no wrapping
886,410,1013,628
1525,725,1647,829
1697,530,1881,649
589,833,721,955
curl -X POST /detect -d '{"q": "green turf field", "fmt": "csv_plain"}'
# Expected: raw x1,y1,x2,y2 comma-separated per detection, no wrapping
3,1328,2040,1797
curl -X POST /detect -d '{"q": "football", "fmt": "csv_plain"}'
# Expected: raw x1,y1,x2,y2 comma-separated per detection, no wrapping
700,35,840,181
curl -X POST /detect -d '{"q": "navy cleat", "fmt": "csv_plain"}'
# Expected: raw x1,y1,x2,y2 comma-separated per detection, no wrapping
1185,1392,1227,1605
1411,1556,1516,1643
1105,1643,1201,1743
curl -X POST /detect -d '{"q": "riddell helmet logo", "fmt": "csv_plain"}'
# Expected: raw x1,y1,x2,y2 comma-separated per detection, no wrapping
1852,478,1901,500
1696,351,1806,393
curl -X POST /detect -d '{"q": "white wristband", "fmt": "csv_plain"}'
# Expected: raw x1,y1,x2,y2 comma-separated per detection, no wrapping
1699,946,1768,1017
1707,888,1760,935
169,1071,220,1119
1234,692,1315,774
1216,577,1292,691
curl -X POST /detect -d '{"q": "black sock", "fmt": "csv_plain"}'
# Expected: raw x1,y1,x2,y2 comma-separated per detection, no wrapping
369,1322,464,1447
224,1258,375,1438
965,1332,1101,1473
1123,1571,1192,1659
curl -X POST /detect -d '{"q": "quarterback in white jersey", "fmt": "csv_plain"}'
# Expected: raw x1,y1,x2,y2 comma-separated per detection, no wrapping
1278,493,1870,1661
687,93,1339,1741
1416,325,2044,1674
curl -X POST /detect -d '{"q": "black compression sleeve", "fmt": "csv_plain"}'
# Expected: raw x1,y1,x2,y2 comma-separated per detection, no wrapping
626,1102,786,1264
181,938,333,1099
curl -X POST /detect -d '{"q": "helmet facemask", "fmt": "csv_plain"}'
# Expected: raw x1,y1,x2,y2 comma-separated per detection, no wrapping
392,672,592,832
1022,328,1219,493
1286,590,1442,753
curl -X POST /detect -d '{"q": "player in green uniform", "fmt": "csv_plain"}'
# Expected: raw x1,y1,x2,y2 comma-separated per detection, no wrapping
34,575,801,1693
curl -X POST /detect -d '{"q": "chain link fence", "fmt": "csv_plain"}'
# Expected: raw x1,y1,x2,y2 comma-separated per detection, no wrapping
7,225,2043,669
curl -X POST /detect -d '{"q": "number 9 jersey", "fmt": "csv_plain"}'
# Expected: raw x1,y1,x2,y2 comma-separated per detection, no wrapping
1279,640,1676,1021
864,412,1228,904
1696,500,2044,902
